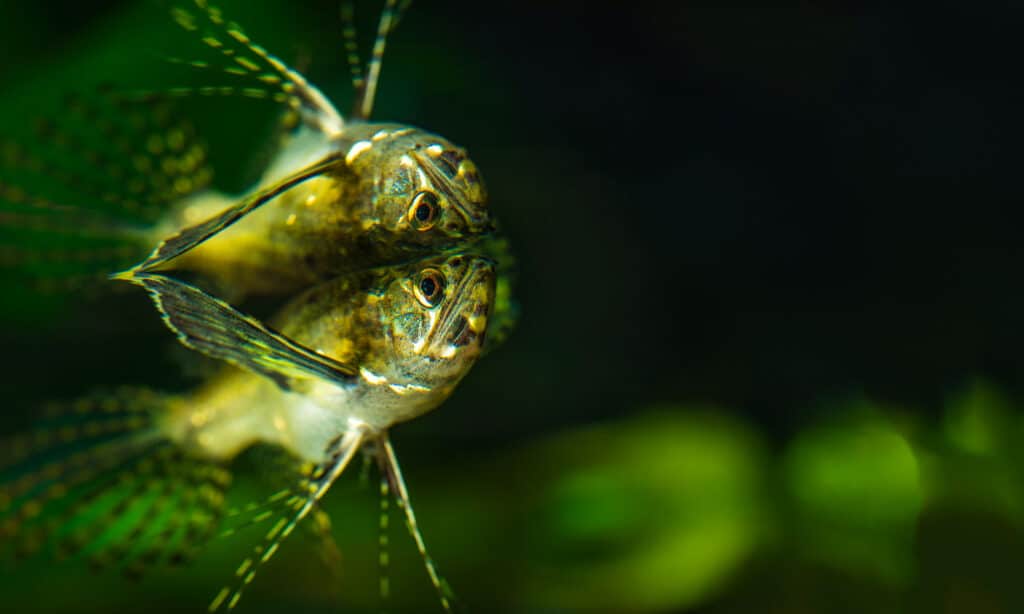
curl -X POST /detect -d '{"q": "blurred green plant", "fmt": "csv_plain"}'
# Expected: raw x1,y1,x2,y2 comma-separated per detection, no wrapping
5,383,1024,613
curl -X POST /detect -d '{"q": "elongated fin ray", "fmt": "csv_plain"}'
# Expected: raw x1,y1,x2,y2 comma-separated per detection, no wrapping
340,1,365,93
0,184,147,240
224,487,294,522
171,0,343,135
120,457,229,576
33,93,211,216
3,438,175,561
0,388,165,472
0,90,213,285
0,427,154,509
120,84,290,105
352,0,404,121
126,152,344,273
0,412,149,473
1,92,212,223
2,441,163,562
378,468,392,603
124,272,357,388
210,427,366,612
219,490,304,538
119,476,191,578
226,447,342,574
170,464,231,565
77,453,181,566
378,435,457,613
1,391,231,573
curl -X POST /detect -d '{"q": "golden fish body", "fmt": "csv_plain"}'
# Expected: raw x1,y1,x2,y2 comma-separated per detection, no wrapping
0,1,498,307
160,122,491,296
1,251,495,612
156,252,495,462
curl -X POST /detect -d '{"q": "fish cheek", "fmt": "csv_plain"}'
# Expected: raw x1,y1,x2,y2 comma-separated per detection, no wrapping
388,165,415,196
390,312,430,351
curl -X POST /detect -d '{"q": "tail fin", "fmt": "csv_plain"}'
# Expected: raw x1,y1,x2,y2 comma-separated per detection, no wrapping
0,388,230,576
0,89,213,290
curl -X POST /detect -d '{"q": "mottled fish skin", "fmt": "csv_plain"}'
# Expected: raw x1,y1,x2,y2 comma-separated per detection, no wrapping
0,256,491,607
127,1,495,297
132,250,494,612
1,0,497,304
139,251,496,462
1,3,502,611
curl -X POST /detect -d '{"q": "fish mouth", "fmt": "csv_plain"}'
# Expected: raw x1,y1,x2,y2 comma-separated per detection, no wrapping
411,150,492,232
426,257,496,356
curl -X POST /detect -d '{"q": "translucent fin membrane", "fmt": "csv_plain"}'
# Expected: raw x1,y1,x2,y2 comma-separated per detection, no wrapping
0,389,231,576
123,271,357,389
157,0,413,130
126,152,345,274
0,90,212,284
221,446,344,591
201,420,457,613
210,428,365,612
164,0,343,135
0,90,212,225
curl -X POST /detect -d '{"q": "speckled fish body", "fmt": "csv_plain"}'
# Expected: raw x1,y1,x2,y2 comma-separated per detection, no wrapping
157,122,492,296
153,252,496,463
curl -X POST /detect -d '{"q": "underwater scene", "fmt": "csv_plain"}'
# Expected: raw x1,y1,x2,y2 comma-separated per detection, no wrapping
1,1,1022,613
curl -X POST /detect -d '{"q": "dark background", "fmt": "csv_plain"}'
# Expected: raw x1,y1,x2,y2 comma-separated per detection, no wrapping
1,1,1023,613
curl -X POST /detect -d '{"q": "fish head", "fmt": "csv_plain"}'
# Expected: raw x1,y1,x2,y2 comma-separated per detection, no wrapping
369,252,496,394
345,125,491,248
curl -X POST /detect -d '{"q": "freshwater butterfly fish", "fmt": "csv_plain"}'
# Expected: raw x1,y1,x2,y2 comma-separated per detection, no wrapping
0,0,495,300
132,0,496,294
2,251,496,612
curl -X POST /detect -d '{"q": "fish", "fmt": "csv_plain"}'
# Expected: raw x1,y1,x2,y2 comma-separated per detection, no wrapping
0,0,497,300
1,251,497,612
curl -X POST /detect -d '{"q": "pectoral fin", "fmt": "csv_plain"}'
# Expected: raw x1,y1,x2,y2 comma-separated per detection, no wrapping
126,152,344,274
128,271,356,388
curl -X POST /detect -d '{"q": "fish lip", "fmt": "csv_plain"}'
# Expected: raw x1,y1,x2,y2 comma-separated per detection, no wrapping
411,150,490,230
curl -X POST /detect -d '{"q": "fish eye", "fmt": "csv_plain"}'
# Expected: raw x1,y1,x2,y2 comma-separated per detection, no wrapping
414,268,446,308
409,191,439,231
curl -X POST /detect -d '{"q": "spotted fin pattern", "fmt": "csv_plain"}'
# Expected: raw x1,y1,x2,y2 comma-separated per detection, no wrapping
209,428,366,612
165,0,343,135
0,91,212,286
0,389,230,576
